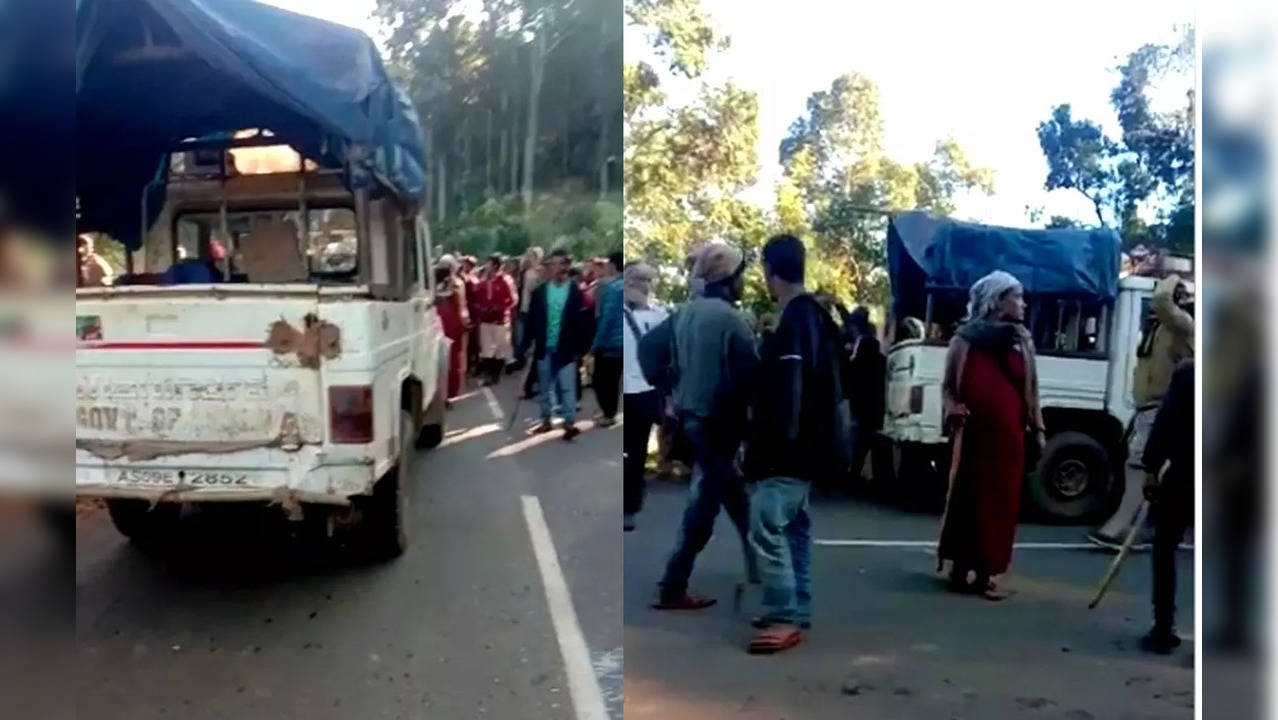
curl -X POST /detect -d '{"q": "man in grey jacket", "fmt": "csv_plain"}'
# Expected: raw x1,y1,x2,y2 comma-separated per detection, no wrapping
651,242,760,610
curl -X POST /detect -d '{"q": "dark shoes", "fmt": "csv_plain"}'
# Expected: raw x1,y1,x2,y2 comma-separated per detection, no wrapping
1141,627,1183,655
623,514,636,532
562,425,581,442
651,593,717,611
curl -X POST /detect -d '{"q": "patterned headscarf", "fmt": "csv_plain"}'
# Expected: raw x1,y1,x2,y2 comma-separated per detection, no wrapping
966,270,1023,321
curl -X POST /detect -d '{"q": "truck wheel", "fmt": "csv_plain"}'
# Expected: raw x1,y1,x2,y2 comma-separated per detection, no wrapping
106,499,180,546
870,435,895,488
416,391,445,450
359,411,414,560
893,441,947,512
1027,431,1111,522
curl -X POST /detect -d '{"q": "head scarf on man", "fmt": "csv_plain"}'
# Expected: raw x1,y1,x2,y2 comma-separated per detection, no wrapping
624,262,658,307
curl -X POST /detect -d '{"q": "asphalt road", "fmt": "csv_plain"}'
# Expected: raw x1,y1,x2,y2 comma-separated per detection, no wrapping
624,480,1195,720
76,371,622,720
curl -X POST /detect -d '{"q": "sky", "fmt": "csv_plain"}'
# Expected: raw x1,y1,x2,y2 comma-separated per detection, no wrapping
262,0,1193,228
257,0,379,36
627,0,1195,227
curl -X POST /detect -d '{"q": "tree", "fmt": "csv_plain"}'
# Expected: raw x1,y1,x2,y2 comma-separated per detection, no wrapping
1035,29,1194,254
374,0,621,253
782,74,994,306
1035,104,1117,226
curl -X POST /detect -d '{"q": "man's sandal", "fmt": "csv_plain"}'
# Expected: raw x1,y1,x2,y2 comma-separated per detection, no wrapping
747,625,804,654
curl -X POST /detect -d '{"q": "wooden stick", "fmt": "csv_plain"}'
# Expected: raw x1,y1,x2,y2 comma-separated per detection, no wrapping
1088,500,1150,610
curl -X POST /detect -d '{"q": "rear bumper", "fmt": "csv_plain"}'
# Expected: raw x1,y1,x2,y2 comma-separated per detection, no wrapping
74,445,377,506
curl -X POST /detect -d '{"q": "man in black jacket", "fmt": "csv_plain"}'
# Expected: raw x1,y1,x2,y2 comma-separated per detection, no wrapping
742,235,842,654
1140,359,1193,654
526,249,589,441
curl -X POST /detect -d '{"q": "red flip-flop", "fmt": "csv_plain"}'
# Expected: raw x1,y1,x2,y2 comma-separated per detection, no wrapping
651,594,717,611
747,624,804,654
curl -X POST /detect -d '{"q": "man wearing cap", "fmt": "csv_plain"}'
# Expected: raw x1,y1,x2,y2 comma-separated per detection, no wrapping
651,241,760,610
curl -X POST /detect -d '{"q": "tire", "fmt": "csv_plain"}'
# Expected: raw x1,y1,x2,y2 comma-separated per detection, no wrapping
416,423,443,450
891,441,947,512
416,391,446,450
1026,431,1112,522
41,501,76,550
358,411,413,560
106,499,181,546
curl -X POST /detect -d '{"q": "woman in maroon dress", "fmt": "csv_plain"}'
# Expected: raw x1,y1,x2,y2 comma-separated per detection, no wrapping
937,271,1045,601
435,259,469,402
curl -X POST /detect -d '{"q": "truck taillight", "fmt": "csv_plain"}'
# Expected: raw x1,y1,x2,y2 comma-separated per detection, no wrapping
909,385,924,414
329,385,373,444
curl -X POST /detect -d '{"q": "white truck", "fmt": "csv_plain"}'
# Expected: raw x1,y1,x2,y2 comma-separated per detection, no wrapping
878,213,1156,522
75,1,445,558
75,142,448,558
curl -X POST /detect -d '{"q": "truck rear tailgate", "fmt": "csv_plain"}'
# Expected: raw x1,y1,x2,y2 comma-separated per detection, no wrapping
74,290,356,501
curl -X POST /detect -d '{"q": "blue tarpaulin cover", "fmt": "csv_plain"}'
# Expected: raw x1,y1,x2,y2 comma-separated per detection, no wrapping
887,211,1121,320
76,0,425,248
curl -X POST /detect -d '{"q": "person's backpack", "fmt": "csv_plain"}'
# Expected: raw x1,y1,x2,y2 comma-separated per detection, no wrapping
636,310,679,393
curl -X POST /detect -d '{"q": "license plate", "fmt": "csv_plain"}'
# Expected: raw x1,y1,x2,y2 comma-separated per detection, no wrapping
112,469,250,486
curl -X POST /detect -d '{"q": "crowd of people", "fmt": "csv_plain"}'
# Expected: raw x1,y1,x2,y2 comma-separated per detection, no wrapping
432,247,625,442
627,236,1196,657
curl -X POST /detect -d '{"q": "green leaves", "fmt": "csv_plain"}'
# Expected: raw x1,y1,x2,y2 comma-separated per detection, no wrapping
1035,29,1195,254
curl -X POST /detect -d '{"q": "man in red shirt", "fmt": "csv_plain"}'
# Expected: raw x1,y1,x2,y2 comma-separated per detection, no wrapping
475,253,518,386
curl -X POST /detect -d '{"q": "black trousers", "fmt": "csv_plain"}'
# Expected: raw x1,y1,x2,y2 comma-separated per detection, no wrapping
659,416,754,601
1152,480,1192,631
624,390,661,516
593,354,623,419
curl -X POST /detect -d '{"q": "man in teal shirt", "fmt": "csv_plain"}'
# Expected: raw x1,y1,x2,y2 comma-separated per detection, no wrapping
528,249,587,440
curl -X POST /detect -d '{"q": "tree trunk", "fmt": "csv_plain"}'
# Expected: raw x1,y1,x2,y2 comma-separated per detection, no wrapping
522,30,546,212
461,121,471,206
436,153,447,224
596,11,612,199
499,92,510,195
596,105,610,198
510,94,520,196
1089,193,1106,226
486,108,494,195
424,128,434,217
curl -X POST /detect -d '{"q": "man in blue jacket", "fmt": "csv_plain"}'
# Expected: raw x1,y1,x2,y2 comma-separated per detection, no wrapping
591,251,624,427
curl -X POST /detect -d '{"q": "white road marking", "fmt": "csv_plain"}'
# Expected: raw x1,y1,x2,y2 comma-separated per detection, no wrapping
481,386,505,420
521,495,608,720
815,539,1193,551
440,422,502,448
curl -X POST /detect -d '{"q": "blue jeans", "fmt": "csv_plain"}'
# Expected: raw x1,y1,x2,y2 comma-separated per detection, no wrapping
659,416,757,602
749,477,812,626
538,355,578,424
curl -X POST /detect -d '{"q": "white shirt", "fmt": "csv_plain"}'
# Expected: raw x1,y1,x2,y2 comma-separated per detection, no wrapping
623,304,669,394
